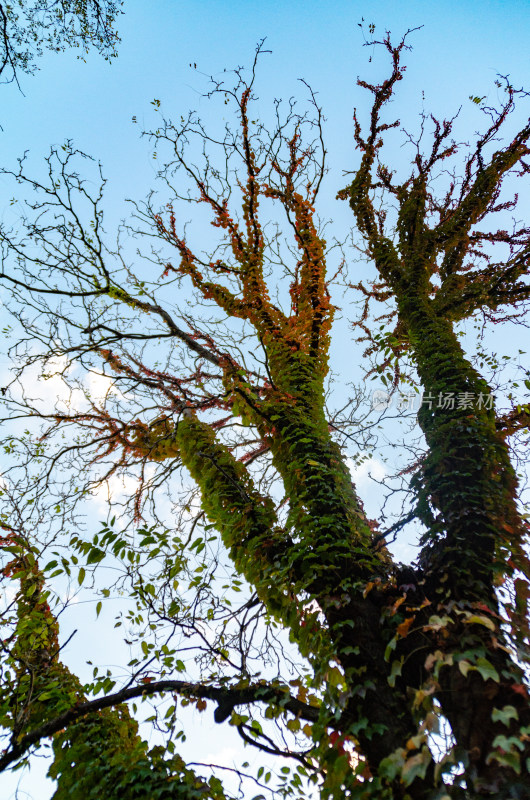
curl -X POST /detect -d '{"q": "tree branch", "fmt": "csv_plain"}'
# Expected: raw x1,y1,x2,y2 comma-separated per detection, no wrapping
0,679,320,773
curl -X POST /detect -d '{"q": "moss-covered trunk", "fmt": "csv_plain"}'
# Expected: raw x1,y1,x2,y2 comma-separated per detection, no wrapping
401,301,530,794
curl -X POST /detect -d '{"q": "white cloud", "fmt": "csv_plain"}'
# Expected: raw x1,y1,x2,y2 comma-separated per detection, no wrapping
4,352,85,414
202,746,240,766
86,370,126,404
89,472,142,513
347,455,386,487
3,347,125,419
0,584,18,604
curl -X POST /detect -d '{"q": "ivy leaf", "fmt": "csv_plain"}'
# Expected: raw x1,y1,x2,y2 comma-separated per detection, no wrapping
491,705,518,726
463,614,495,631
388,659,403,687
487,749,521,773
475,657,500,683
458,660,472,677
378,749,405,782
401,748,431,786
396,617,414,637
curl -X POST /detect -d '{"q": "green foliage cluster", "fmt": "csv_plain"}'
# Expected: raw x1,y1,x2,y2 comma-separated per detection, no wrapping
0,532,226,798
0,0,122,85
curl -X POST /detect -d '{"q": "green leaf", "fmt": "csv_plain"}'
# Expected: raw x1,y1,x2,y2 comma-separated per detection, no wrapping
86,548,105,565
384,637,397,661
487,746,521,773
378,749,405,781
458,660,472,677
464,614,495,631
78,567,86,586
475,657,500,683
388,659,402,687
401,748,431,786
492,734,525,752
491,705,518,726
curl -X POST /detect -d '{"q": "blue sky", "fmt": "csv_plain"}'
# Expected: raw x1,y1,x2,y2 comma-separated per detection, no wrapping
2,0,530,217
1,1,530,797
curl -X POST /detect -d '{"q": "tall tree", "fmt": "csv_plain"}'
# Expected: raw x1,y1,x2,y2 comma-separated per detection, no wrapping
1,34,529,799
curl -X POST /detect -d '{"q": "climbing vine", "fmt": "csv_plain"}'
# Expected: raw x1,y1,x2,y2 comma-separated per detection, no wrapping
0,33,530,800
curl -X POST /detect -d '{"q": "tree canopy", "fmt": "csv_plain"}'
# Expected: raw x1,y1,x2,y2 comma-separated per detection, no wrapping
1,31,530,800
0,0,122,86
